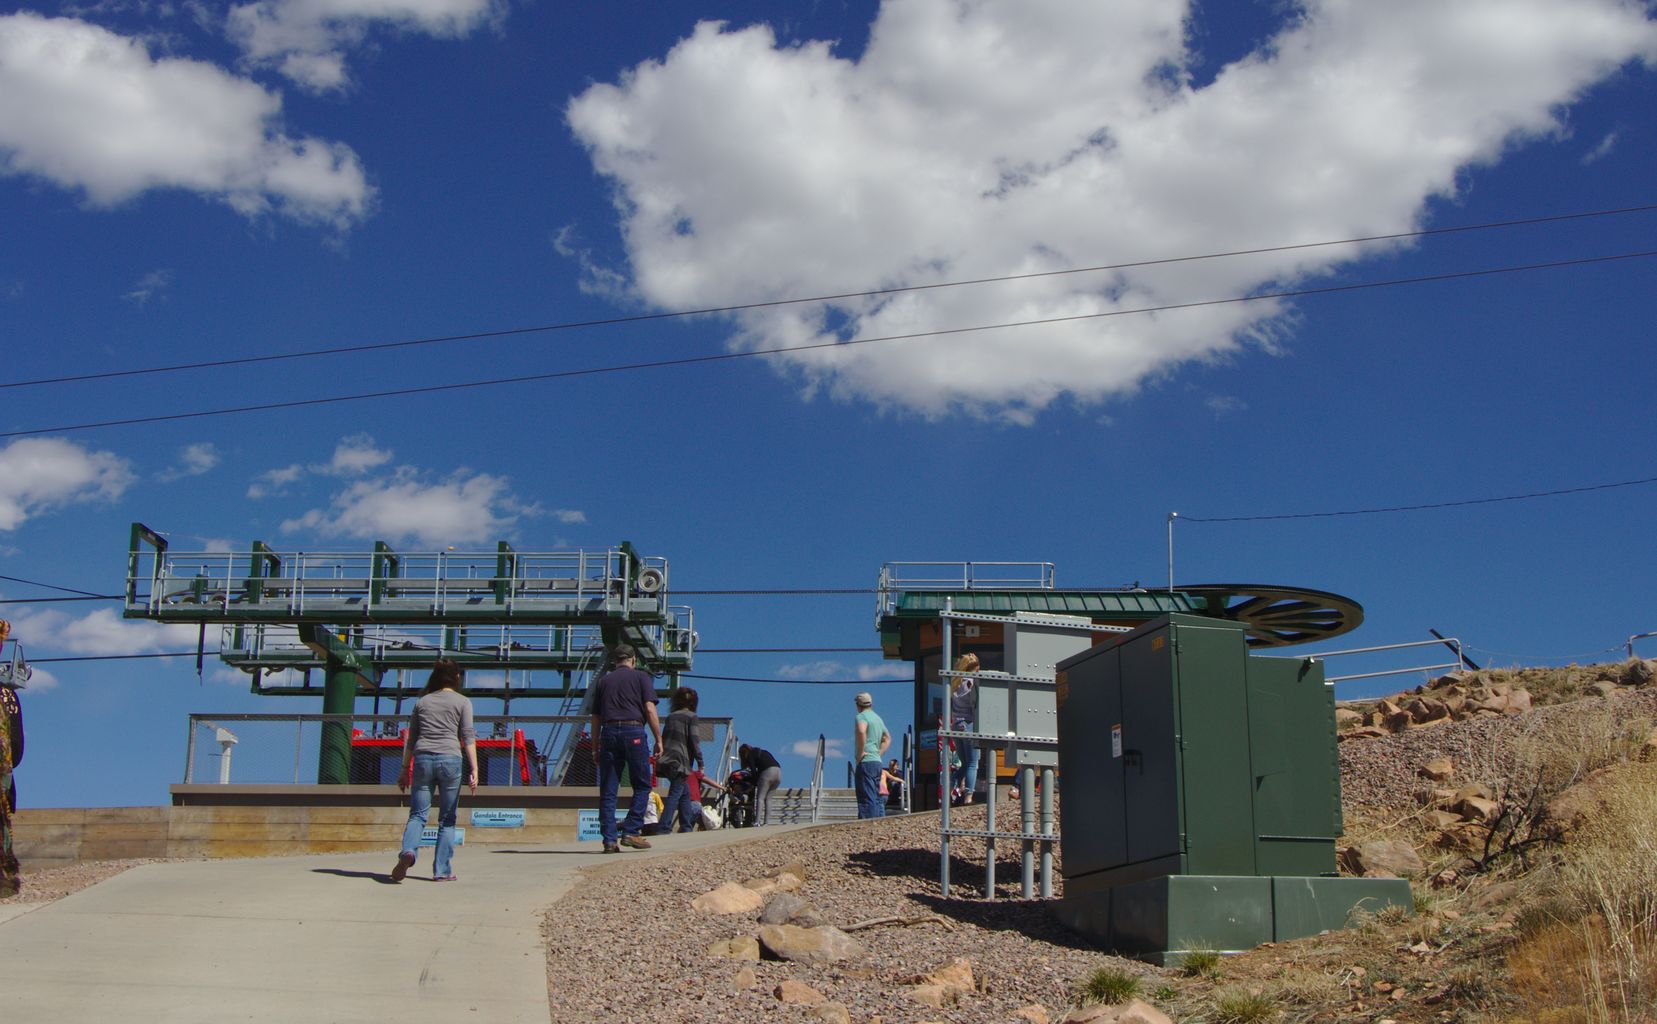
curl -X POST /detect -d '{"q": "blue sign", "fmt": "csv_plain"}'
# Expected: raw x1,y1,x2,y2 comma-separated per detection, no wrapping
471,809,526,828
418,827,464,847
576,808,628,841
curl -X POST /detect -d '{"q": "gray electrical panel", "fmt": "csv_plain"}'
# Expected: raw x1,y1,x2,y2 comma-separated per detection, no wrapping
974,613,1092,767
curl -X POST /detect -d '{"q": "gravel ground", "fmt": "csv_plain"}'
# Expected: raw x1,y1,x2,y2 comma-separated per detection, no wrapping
542,803,1111,1024
0,859,171,905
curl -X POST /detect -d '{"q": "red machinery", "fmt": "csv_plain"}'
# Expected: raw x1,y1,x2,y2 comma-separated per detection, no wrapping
350,728,539,786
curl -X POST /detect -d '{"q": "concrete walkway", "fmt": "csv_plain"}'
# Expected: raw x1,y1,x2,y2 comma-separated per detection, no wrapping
0,825,808,1022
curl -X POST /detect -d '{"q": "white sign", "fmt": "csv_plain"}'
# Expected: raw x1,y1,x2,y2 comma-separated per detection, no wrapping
471,809,526,828
1111,725,1123,759
576,808,630,841
419,827,464,847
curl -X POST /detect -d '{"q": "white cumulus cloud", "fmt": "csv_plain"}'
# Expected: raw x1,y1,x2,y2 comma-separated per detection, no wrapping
0,436,134,530
7,606,200,657
0,13,374,227
227,0,505,92
793,737,847,759
281,466,533,546
315,433,393,476
158,442,222,482
567,0,1657,422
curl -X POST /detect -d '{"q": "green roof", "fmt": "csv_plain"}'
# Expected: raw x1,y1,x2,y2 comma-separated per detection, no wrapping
890,590,1194,618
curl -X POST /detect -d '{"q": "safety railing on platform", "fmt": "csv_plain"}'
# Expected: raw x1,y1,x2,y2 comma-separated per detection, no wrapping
0,638,32,689
219,617,695,670
1629,631,1657,658
128,527,669,619
182,713,734,788
874,561,1055,623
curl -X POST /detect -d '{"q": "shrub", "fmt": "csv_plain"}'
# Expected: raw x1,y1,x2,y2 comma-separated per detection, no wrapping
1079,966,1141,1005
1180,948,1222,978
1211,987,1278,1024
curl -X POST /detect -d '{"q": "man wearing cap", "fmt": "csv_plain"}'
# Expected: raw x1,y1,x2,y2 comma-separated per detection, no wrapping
853,691,891,819
589,644,663,853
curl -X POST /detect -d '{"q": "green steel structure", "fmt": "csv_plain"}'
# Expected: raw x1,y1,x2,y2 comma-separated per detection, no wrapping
123,523,695,783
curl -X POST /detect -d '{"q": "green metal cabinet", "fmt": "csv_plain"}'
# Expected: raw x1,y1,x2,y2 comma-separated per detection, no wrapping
1054,614,1408,963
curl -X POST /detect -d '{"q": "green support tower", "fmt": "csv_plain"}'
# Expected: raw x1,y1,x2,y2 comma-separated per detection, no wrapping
1054,613,1411,964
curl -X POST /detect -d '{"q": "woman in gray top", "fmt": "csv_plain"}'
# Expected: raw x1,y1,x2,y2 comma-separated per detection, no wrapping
392,659,477,882
657,687,702,833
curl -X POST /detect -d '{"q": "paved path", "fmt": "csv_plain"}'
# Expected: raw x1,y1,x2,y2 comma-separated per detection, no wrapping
0,826,807,1023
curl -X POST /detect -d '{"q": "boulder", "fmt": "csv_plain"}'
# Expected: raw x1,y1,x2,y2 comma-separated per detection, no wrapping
1452,796,1501,823
1061,998,1174,1024
1422,810,1462,830
1339,840,1425,879
706,935,762,960
1588,681,1623,698
907,984,961,1008
1408,698,1451,724
693,881,765,914
1622,658,1657,687
731,966,757,989
1335,708,1363,729
813,1003,851,1024
1419,758,1455,783
1338,726,1390,742
1506,688,1534,713
758,924,866,965
1453,784,1495,803
1016,1007,1052,1024
775,980,826,1005
759,892,810,925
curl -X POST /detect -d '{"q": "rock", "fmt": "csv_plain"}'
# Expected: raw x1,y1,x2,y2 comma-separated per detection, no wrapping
1384,710,1414,733
912,957,975,992
1471,880,1520,909
907,984,961,1008
731,966,757,989
1423,810,1462,830
1339,840,1425,879
692,881,765,914
1641,728,1657,763
759,892,810,925
1431,869,1458,888
1408,699,1451,724
1454,784,1495,803
1062,998,1174,1024
778,859,809,883
1016,1006,1052,1024
742,876,782,897
758,924,866,965
1589,681,1623,698
1419,758,1455,782
1622,658,1657,687
706,935,762,960
1452,796,1501,823
1335,708,1363,729
1506,688,1533,713
775,979,826,1004
812,1003,851,1024
1339,726,1390,742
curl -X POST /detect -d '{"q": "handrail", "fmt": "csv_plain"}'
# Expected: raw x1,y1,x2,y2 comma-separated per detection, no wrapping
808,733,827,824
1297,636,1467,684
1629,631,1657,659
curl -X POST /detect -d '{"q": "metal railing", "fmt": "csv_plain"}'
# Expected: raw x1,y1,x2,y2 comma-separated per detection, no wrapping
1296,637,1468,685
808,734,827,823
875,560,1056,622
221,616,695,669
182,713,734,787
128,533,669,619
0,639,31,689
1629,632,1657,659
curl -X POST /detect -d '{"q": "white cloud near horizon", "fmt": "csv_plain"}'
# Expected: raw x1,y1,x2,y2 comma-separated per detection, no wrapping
567,0,1657,422
227,0,504,92
157,442,221,482
282,465,538,546
792,737,847,760
0,13,373,227
8,605,200,657
775,659,911,682
314,434,393,476
0,436,134,530
247,462,304,499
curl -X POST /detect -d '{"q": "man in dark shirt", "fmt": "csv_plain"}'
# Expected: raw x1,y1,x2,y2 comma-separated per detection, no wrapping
589,644,663,852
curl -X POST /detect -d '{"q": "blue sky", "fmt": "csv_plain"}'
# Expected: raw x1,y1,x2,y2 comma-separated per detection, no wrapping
2,0,1656,807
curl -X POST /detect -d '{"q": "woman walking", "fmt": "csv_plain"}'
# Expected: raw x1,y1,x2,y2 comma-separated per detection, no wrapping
392,659,477,882
658,687,702,833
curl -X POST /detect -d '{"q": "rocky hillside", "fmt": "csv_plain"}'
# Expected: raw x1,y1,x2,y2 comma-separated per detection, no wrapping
543,661,1657,1023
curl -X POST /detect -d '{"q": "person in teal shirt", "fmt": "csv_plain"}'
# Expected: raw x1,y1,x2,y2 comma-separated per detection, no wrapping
853,692,891,819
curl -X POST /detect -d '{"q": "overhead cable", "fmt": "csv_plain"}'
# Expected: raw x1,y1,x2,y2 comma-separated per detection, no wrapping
1180,473,1657,522
4,202,1652,392
6,248,1654,439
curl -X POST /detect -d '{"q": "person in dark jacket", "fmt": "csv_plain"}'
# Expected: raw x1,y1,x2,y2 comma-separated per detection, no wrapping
738,743,782,826
657,687,702,833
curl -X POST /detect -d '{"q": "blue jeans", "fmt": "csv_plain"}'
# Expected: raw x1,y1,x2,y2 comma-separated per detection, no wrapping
597,724,653,843
400,753,462,878
856,760,886,818
953,717,982,797
660,773,697,833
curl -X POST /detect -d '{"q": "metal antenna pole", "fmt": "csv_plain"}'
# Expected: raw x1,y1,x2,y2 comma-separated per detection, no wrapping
1167,512,1178,593
940,597,953,899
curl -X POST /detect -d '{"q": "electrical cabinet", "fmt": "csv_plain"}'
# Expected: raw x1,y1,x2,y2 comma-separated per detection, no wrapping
1054,613,1408,963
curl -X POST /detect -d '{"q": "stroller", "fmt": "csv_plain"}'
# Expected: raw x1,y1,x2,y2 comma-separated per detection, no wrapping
719,768,756,829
